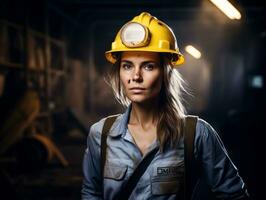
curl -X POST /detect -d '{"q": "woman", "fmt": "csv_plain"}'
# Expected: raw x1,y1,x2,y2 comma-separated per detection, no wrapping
82,12,249,200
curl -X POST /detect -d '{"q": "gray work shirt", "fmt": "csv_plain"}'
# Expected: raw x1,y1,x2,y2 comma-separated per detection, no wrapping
81,106,248,200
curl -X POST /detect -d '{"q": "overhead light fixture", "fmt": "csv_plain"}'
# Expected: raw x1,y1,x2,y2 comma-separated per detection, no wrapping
209,0,241,20
185,45,201,59
249,75,264,89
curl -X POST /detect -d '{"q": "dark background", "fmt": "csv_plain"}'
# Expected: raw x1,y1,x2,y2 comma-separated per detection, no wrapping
0,0,265,199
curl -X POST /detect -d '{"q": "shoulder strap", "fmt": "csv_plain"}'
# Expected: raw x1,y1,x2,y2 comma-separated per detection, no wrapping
100,115,119,194
184,115,198,200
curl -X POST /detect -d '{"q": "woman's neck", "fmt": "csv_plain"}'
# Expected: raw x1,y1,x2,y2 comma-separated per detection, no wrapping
129,100,159,130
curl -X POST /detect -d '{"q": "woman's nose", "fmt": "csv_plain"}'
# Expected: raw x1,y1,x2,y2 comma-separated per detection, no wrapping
132,68,142,82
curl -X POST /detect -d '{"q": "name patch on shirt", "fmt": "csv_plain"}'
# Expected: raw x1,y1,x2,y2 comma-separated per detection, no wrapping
157,166,180,177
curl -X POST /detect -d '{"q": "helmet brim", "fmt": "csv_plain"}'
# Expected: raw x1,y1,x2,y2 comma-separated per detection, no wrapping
105,49,185,67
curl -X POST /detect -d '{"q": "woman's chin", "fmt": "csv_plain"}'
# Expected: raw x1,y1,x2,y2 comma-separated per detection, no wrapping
129,96,157,105
130,98,146,103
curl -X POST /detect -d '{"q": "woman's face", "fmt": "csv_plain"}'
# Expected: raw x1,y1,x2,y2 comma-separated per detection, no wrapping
119,51,163,104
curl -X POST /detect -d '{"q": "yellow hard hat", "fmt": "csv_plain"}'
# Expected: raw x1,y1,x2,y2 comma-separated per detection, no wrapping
105,12,185,66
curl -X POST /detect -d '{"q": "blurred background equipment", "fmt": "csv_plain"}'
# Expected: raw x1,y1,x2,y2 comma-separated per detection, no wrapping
0,90,40,155
0,0,265,199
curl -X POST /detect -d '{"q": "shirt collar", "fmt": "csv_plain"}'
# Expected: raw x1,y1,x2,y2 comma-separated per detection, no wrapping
108,104,132,137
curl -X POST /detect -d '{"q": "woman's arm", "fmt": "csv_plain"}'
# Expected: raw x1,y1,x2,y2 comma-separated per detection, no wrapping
81,123,103,200
195,119,249,199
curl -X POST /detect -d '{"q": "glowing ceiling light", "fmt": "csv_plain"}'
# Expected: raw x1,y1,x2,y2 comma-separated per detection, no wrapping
209,0,241,20
185,45,201,59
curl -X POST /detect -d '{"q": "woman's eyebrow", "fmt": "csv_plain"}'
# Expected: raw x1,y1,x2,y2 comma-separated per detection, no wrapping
120,60,133,64
121,60,158,65
141,61,158,65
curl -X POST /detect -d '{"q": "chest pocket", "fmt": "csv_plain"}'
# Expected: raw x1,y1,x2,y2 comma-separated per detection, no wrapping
150,162,184,195
104,163,128,180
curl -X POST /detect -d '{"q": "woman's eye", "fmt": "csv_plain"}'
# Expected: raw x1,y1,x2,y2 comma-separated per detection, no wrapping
121,64,132,70
144,64,154,70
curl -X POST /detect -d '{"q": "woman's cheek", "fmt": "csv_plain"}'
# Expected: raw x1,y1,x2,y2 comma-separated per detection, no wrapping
149,75,162,96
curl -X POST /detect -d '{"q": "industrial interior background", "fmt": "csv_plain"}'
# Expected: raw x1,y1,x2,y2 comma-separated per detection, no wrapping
0,0,265,199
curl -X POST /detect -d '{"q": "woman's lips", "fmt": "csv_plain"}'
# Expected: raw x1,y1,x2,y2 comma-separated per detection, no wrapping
129,87,146,93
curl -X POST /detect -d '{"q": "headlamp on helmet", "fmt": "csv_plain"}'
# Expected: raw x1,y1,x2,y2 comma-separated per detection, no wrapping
120,22,150,48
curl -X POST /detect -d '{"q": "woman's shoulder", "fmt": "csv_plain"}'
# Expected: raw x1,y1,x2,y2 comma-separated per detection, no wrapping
193,116,223,148
184,115,214,133
196,117,216,135
184,115,219,141
88,114,123,139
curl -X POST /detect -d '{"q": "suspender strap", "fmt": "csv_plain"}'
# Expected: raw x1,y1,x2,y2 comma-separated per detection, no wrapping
116,146,159,200
100,115,119,196
184,115,198,200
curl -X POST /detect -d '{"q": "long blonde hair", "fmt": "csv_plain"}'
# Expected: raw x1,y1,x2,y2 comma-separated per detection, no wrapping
106,53,188,151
